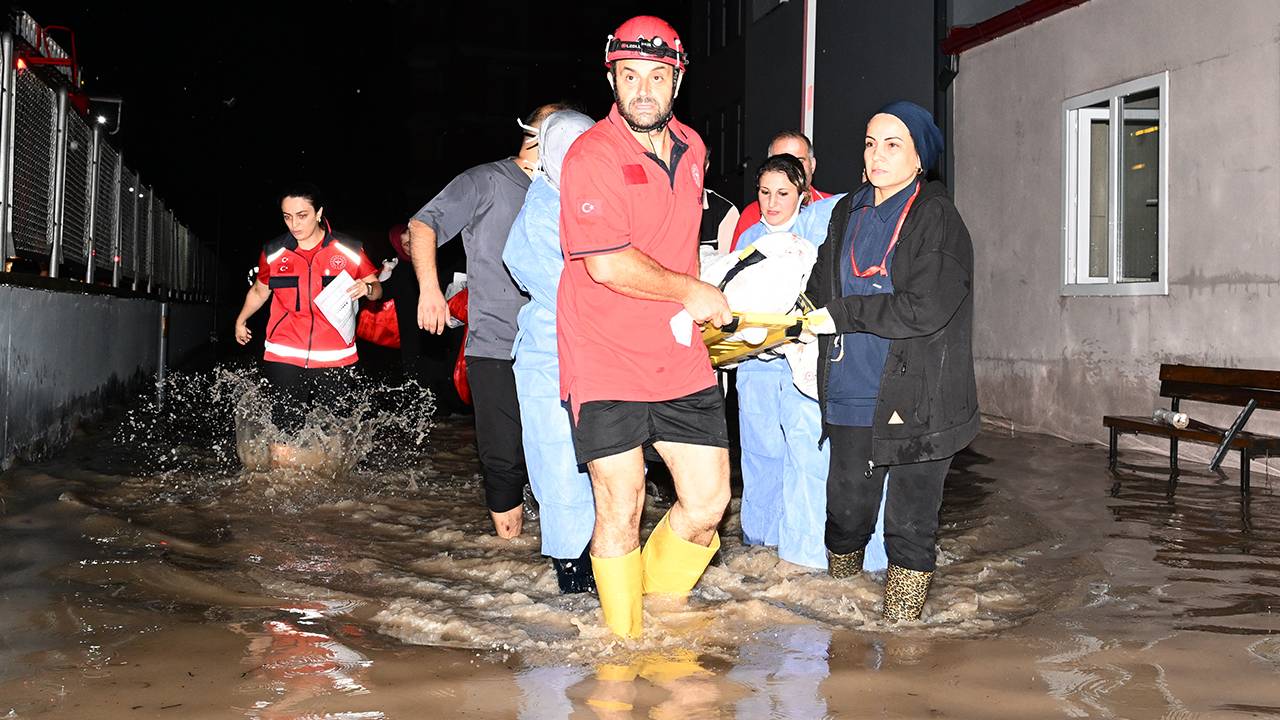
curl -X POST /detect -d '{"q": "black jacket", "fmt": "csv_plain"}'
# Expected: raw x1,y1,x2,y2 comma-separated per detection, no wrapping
806,180,979,466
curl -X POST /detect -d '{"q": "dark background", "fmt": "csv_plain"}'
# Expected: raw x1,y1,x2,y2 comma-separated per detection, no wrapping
12,0,952,348
11,1,695,266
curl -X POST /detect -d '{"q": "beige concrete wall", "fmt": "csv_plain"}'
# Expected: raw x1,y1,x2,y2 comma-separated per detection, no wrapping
953,0,1280,464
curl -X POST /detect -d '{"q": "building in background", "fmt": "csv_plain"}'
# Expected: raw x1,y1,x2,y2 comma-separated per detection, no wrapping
950,0,1280,457
687,0,940,205
688,0,1280,467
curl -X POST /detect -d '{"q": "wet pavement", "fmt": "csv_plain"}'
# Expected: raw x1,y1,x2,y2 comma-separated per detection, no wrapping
1,372,1279,718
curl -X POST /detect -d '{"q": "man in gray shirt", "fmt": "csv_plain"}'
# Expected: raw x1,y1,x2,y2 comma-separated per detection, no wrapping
409,103,569,539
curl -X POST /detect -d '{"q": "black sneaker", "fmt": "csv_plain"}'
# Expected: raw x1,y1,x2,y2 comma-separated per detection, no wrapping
551,549,596,594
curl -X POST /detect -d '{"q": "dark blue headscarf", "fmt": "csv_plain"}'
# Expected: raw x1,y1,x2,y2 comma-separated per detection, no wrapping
875,100,944,172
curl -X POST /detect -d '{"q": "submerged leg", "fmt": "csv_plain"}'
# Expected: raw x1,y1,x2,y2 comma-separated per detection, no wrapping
777,376,829,571
736,362,787,547
645,440,730,595
824,425,886,577
881,454,951,621
587,446,647,637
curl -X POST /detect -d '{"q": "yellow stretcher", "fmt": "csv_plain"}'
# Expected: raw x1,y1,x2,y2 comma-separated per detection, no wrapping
701,241,818,367
702,288,819,367
702,312,808,367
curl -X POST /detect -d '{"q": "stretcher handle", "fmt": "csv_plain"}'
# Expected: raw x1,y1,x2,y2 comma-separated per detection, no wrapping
717,316,741,333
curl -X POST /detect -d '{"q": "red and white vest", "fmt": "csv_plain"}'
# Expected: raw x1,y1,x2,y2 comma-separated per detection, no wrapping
259,231,374,368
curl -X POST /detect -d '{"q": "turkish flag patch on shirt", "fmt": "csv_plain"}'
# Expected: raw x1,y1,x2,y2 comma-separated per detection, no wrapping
622,164,648,185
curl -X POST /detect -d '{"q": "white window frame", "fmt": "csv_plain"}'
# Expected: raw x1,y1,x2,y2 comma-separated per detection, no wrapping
1061,71,1169,296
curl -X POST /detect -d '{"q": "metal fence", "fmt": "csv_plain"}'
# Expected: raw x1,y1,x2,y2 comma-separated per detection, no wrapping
91,141,119,275
117,167,136,278
10,69,56,257
0,32,209,298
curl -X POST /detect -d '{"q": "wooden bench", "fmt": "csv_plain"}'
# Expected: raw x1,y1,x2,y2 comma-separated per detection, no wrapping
1104,364,1280,495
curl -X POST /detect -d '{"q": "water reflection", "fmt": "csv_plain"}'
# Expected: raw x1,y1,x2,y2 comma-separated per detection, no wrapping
509,627,835,719
7,373,1280,717
516,665,591,719
235,604,377,719
583,649,718,719
728,625,831,719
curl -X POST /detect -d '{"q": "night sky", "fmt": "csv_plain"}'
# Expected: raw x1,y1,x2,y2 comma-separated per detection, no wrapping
14,1,694,269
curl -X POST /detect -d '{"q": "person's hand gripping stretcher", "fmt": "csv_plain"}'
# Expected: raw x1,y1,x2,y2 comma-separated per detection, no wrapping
693,231,827,367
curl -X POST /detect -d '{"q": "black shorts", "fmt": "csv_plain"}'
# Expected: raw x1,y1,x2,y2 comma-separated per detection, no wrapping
570,386,730,466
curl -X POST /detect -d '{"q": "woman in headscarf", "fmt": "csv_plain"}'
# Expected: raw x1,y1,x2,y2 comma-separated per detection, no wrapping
804,101,978,620
502,109,599,594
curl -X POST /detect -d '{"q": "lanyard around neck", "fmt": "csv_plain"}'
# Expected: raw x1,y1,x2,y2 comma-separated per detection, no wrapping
849,180,921,278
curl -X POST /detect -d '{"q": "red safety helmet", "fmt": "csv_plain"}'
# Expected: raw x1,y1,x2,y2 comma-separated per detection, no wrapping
604,16,687,72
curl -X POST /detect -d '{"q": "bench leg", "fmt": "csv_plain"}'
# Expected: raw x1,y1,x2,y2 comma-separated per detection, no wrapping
1169,436,1179,476
1241,449,1251,497
1108,428,1118,470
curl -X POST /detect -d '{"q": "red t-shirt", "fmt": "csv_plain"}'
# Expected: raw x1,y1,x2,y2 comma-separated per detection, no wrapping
557,106,712,412
731,187,832,250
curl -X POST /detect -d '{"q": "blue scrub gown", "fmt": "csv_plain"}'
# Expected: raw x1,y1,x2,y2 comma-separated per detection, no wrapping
502,177,595,559
734,196,887,572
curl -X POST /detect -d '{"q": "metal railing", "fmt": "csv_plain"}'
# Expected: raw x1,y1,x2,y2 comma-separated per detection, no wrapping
0,31,209,299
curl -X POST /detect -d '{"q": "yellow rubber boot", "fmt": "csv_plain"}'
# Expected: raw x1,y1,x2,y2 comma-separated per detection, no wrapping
591,548,644,638
641,512,721,595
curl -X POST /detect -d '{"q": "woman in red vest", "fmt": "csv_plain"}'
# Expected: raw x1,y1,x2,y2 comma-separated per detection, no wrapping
234,183,380,466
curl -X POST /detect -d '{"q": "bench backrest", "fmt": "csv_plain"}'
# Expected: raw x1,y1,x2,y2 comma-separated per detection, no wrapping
1159,364,1280,411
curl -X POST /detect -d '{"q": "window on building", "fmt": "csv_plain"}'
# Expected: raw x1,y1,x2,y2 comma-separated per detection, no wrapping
1062,72,1167,295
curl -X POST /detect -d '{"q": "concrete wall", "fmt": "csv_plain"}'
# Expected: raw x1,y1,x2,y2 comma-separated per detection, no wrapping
953,0,1280,462
0,282,212,468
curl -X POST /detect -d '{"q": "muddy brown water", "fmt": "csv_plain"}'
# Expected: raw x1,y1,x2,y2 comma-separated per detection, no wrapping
2,395,1279,718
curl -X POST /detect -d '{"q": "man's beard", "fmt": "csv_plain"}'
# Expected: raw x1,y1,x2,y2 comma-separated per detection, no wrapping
613,87,675,134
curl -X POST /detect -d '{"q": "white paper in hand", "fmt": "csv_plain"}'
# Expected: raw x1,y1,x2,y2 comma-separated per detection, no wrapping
314,270,358,344
670,309,694,346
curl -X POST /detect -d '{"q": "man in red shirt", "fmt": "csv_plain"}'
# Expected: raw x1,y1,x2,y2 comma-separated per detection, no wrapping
731,130,832,249
557,16,732,638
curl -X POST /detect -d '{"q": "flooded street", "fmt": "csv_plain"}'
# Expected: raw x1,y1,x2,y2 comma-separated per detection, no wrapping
1,373,1279,718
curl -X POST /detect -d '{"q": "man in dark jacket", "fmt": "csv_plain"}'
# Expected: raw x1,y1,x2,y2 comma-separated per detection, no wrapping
804,101,977,622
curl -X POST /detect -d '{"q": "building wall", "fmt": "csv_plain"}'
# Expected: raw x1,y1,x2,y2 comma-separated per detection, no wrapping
813,0,937,194
692,0,939,204
0,283,212,467
741,0,806,201
953,0,1280,460
687,0,749,202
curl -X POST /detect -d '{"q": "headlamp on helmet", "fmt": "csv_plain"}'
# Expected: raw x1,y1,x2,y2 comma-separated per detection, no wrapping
604,15,688,72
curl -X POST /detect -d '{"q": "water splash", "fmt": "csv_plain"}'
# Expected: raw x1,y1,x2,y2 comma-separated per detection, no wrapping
114,364,436,508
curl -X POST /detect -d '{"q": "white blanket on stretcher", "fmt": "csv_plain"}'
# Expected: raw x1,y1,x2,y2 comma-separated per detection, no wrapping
700,232,822,397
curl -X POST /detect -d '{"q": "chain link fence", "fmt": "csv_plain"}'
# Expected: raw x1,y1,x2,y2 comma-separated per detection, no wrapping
117,168,137,278
2,32,209,298
60,110,91,264
11,70,56,256
91,140,118,273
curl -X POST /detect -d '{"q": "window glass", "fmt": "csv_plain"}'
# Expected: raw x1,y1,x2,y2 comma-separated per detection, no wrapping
1120,88,1160,282
1062,73,1166,295
1085,101,1110,279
